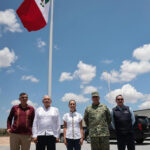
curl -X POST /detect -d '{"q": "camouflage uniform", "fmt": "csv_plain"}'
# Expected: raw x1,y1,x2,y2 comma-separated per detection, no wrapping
84,104,111,150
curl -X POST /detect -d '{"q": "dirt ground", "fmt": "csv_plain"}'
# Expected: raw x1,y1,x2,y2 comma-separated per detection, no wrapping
0,137,9,146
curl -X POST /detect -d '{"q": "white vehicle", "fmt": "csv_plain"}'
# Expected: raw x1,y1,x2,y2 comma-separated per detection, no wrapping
59,125,64,143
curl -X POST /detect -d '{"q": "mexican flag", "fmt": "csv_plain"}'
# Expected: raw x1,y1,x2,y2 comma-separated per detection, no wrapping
17,0,50,32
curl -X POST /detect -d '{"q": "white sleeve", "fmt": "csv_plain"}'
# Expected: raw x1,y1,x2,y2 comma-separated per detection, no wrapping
129,107,135,125
63,114,67,122
79,113,83,122
55,109,61,138
32,108,39,138
111,110,115,129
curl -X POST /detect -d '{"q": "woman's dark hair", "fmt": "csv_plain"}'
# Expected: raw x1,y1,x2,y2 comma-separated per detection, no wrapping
69,99,76,105
69,99,76,111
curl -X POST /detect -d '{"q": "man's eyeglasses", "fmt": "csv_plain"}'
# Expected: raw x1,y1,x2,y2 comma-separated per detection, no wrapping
117,98,124,101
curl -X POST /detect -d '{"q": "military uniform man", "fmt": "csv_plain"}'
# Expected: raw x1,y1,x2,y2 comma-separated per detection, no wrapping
84,92,111,150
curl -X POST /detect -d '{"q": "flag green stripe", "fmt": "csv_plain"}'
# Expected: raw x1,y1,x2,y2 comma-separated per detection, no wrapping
45,0,49,4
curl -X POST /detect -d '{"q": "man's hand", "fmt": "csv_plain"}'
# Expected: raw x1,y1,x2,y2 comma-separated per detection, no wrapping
32,137,38,143
64,138,67,146
80,138,83,145
7,129,11,134
56,138,59,143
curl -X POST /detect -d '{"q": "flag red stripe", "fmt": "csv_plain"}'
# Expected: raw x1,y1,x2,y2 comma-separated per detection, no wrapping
17,0,47,32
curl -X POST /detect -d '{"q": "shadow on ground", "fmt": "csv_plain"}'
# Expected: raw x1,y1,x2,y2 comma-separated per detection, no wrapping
110,141,150,146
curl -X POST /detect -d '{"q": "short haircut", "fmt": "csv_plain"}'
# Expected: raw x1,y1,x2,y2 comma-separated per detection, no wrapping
19,92,28,98
115,94,123,100
43,95,51,100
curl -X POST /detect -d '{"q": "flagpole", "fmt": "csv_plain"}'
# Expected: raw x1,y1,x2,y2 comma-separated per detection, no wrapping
48,0,54,97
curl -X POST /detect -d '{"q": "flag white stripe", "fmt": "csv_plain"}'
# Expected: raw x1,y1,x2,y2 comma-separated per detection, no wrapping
35,0,50,23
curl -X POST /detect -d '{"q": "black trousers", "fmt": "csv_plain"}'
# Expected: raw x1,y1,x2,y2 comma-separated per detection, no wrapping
66,138,81,150
36,135,56,150
116,132,135,150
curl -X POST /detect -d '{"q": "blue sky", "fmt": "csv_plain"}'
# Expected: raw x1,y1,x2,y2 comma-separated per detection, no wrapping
1,0,150,127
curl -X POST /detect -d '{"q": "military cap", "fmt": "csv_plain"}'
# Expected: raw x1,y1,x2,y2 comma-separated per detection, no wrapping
91,92,99,97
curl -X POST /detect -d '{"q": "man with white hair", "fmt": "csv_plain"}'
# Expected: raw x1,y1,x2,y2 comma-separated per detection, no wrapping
32,95,60,150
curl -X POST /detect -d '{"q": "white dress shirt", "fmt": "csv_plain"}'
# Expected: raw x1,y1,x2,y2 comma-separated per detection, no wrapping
32,106,60,138
63,112,82,139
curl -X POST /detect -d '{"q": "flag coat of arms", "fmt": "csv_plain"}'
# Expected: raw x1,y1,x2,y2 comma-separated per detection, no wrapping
17,0,50,32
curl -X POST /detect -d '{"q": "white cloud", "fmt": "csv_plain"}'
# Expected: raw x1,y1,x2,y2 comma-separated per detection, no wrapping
54,44,59,50
98,86,103,90
121,60,150,75
145,94,150,101
80,85,84,89
83,86,97,95
61,93,89,103
101,60,113,64
101,44,150,83
0,47,17,68
101,71,120,83
21,75,39,83
133,44,150,61
138,101,150,109
138,94,150,109
0,9,22,33
105,84,144,104
74,61,96,84
59,72,73,82
17,65,26,71
37,38,46,49
59,61,96,84
6,68,15,74
11,100,38,108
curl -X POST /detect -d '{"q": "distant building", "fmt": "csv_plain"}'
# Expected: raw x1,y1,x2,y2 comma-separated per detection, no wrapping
134,109,150,118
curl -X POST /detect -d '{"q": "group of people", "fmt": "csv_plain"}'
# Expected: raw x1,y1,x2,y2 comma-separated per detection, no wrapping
7,92,135,150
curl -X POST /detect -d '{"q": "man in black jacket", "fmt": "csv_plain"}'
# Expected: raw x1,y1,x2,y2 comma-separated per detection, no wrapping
111,95,135,150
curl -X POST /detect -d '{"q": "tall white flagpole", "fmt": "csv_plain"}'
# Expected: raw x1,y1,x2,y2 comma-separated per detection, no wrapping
48,0,54,97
